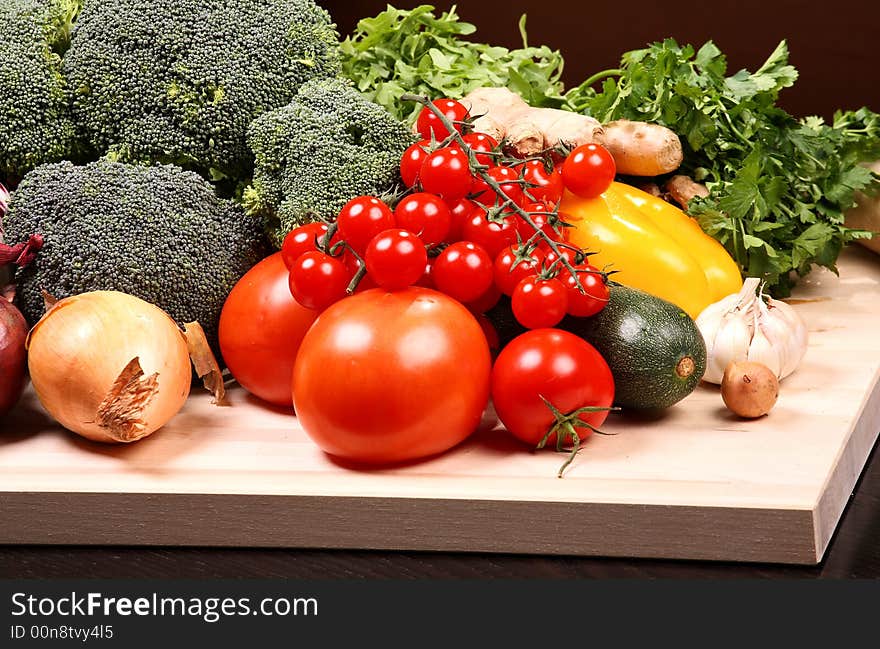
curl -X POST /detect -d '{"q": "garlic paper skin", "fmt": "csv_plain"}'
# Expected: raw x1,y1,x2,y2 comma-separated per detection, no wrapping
695,278,808,384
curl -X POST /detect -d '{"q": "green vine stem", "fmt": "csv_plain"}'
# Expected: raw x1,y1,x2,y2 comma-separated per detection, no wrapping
538,397,619,478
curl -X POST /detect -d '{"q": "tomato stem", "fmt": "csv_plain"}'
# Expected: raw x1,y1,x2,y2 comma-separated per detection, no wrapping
536,396,619,478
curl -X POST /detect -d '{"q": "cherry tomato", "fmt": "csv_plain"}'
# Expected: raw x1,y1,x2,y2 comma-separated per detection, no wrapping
511,276,569,329
419,147,473,201
445,198,479,242
541,244,579,267
473,313,500,351
364,228,428,291
493,245,545,296
336,196,395,254
517,201,562,242
432,241,494,304
561,264,610,317
288,251,351,311
400,139,432,188
414,260,435,289
394,193,452,245
292,287,492,464
460,132,498,168
522,159,564,204
281,222,330,269
561,143,616,199
491,329,615,449
471,165,524,207
219,253,319,407
460,210,519,259
465,282,502,314
415,98,469,141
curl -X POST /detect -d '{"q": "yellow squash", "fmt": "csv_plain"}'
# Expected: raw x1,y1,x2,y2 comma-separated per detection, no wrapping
560,182,743,318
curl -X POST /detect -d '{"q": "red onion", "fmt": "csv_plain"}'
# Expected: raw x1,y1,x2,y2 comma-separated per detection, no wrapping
0,298,28,416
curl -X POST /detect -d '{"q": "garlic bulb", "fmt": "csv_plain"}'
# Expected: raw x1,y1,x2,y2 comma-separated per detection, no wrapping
695,278,808,384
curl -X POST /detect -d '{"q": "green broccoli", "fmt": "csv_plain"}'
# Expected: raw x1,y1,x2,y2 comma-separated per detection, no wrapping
3,159,268,356
245,78,414,247
0,0,81,181
62,0,340,180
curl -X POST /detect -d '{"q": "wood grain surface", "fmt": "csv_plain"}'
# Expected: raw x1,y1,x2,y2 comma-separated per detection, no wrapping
1,247,878,566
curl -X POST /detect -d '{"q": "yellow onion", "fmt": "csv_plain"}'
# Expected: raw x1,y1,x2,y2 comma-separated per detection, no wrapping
26,291,193,443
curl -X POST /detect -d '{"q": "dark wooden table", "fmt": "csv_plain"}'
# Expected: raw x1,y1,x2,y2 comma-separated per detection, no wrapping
2,439,877,579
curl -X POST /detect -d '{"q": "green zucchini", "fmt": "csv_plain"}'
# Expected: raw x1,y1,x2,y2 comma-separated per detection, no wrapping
486,285,706,410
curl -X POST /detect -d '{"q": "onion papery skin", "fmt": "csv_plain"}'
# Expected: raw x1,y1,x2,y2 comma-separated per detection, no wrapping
27,291,191,443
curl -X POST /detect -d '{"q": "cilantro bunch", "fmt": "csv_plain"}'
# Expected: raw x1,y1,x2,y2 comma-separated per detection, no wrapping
339,4,566,123
565,39,880,295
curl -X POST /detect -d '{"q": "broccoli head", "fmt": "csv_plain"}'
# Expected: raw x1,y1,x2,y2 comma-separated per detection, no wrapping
245,78,414,247
62,0,340,180
3,160,268,357
0,0,80,180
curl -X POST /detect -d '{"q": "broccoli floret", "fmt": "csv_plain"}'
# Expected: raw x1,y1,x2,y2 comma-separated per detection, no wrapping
3,160,268,357
245,78,414,247
62,0,340,180
0,0,80,180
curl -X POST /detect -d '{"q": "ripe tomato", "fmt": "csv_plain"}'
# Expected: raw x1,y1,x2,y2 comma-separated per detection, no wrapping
400,139,432,188
394,192,451,245
281,222,330,269
493,245,545,296
460,209,519,259
459,132,498,168
293,287,492,464
511,276,568,329
419,147,472,201
288,251,351,311
415,98,469,141
491,329,615,461
561,264,610,317
445,198,479,242
517,201,562,242
364,228,428,291
561,143,616,199
471,165,524,207
336,196,395,254
522,160,564,204
219,253,318,406
465,282,502,314
432,241,494,304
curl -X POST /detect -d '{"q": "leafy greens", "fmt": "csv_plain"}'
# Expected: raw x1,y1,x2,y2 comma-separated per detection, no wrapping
565,39,880,295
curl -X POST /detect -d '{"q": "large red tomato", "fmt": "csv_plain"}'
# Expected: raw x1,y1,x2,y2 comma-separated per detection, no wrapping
219,253,319,406
292,287,492,464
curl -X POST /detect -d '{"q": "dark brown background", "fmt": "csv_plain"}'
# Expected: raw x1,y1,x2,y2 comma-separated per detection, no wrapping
2,0,879,580
328,0,880,119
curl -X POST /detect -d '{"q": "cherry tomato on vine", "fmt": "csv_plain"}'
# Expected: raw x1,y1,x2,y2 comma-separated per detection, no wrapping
465,283,502,314
432,241,494,304
281,222,330,269
561,264,610,317
419,147,473,201
490,329,614,452
459,132,499,168
394,193,451,245
445,198,479,242
400,139,432,188
561,143,616,199
511,276,569,329
364,228,429,291
288,251,351,311
541,244,579,267
517,201,562,242
416,99,470,141
471,165,524,207
292,287,491,465
336,196,395,255
493,245,545,296
522,160,565,204
460,209,519,259
219,253,318,407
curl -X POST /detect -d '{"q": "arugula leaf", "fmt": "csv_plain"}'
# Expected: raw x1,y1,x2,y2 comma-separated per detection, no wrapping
339,5,566,122
564,38,880,295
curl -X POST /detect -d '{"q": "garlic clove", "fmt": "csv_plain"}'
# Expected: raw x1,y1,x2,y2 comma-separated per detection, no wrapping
748,307,781,378
704,311,753,384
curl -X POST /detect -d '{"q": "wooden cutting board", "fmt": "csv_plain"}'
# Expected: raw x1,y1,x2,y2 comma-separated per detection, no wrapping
1,246,878,565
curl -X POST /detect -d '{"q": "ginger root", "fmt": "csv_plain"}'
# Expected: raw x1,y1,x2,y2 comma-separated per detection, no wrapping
665,175,709,208
459,87,684,177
